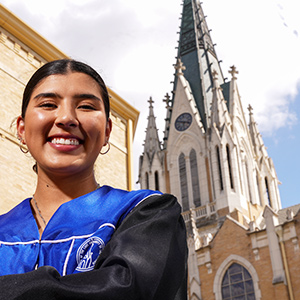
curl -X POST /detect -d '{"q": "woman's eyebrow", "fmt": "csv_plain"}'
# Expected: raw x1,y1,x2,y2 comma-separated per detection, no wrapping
33,93,102,102
33,92,60,100
73,94,102,102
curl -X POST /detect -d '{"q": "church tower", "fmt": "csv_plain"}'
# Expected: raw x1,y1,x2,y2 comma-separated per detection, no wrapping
139,0,284,298
140,0,281,222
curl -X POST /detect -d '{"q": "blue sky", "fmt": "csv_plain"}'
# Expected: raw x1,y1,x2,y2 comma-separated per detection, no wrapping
1,0,299,208
263,94,300,208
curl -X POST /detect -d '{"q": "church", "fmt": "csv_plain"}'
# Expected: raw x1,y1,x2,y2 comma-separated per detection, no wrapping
138,0,300,299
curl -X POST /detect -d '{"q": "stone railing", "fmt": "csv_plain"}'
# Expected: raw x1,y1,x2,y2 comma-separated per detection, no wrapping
182,202,216,222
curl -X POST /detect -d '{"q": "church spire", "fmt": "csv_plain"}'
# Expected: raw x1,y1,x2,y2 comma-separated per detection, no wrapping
248,104,269,161
143,97,162,167
174,0,224,129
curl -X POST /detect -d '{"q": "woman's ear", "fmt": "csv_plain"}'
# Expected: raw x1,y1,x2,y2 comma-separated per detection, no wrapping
105,118,112,145
16,116,26,143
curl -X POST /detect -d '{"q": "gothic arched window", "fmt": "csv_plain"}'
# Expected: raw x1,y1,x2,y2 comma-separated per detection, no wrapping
245,161,253,204
226,145,234,190
216,146,223,191
145,172,149,189
265,177,271,207
221,263,255,300
190,149,201,207
256,172,262,206
179,153,189,211
154,171,159,191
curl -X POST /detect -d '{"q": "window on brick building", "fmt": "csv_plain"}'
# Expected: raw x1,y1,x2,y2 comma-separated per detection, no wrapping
221,263,255,300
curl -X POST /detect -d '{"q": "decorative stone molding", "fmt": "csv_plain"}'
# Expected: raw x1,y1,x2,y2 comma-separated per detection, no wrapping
292,238,299,251
253,248,260,261
206,262,212,274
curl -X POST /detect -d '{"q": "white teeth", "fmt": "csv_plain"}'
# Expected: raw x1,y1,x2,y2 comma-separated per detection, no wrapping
51,138,80,145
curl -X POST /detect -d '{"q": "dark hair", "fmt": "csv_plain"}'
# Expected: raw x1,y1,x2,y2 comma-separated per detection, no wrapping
21,59,110,120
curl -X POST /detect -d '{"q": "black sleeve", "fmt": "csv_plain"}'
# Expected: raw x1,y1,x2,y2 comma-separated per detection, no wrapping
0,194,188,300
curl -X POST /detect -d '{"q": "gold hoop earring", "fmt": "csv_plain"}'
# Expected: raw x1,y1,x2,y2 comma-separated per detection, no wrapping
100,142,110,155
19,139,29,154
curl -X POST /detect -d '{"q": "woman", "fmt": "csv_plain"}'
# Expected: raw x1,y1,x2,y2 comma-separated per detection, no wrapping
0,59,187,299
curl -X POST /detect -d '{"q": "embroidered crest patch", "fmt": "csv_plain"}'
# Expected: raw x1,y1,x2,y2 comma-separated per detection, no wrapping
76,236,105,272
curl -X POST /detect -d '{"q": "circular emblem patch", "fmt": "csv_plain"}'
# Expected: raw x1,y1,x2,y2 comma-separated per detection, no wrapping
76,236,105,272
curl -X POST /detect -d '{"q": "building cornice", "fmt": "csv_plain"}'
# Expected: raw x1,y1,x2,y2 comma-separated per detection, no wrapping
109,89,139,135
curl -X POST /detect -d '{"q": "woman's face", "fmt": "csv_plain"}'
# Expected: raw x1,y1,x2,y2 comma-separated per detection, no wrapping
17,72,112,177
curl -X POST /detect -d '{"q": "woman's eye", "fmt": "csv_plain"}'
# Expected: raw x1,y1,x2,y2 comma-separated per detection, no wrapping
78,104,96,110
39,102,57,108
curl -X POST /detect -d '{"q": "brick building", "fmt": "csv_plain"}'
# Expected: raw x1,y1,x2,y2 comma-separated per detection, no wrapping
139,0,300,299
0,4,139,214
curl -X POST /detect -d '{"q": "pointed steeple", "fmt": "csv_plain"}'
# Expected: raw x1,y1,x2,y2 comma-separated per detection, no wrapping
174,0,224,129
248,104,266,159
228,65,239,122
143,97,162,167
210,69,231,133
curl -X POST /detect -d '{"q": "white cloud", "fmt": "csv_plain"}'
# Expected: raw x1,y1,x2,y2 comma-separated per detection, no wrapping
203,0,300,136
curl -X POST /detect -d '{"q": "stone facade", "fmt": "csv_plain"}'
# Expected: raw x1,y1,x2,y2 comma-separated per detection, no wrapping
0,4,138,214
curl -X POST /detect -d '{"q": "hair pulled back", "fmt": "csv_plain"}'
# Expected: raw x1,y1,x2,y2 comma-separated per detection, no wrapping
21,59,110,120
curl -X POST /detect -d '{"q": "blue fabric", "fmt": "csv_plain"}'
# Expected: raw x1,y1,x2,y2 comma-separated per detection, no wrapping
0,185,160,276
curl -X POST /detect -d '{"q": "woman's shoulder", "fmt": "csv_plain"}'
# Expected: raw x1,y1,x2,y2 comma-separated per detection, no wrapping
0,198,38,241
100,185,163,205
0,198,31,221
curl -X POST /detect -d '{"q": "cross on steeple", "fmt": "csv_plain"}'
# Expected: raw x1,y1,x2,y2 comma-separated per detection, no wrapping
229,65,239,79
148,96,154,108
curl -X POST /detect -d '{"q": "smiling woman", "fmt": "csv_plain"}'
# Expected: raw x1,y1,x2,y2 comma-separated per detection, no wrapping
0,59,187,300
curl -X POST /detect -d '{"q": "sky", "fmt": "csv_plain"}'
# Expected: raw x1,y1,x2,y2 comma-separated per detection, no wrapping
1,0,300,208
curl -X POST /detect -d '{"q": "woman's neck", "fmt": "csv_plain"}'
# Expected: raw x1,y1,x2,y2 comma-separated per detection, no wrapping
31,169,99,236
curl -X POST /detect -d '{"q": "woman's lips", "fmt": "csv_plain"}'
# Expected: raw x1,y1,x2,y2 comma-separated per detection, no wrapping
48,136,83,151
50,137,80,145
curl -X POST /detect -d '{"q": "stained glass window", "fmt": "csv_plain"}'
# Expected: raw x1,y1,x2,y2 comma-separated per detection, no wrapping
221,263,255,300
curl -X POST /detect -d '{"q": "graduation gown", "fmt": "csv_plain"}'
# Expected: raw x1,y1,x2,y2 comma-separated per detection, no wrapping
0,186,187,299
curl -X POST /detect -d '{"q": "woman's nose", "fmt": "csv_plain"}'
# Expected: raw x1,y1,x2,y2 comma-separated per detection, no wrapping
55,105,79,128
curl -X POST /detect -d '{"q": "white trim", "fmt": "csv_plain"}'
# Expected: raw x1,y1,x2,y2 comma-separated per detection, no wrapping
41,223,116,244
132,193,162,211
0,223,116,245
213,254,261,300
63,238,75,276
0,239,40,246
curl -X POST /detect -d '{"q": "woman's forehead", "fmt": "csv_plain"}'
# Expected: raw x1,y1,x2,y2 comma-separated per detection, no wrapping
31,72,102,96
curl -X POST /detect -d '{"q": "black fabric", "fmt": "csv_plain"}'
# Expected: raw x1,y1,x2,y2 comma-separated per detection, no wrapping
0,194,188,299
